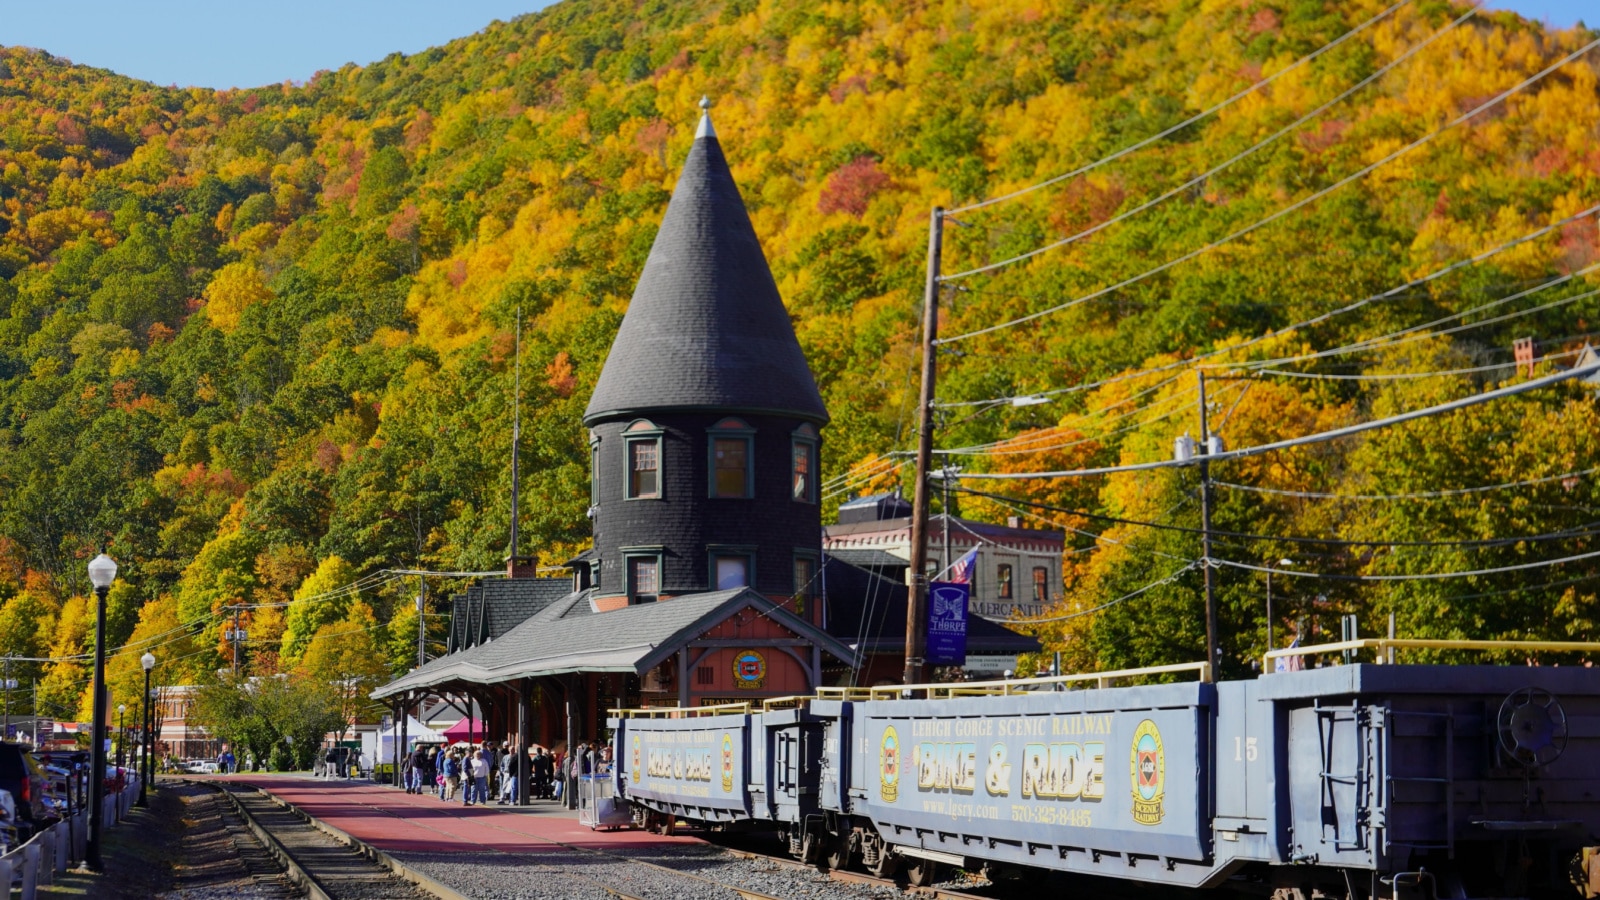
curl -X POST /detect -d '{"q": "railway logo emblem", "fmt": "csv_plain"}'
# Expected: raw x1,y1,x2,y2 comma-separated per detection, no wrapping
720,732,735,793
1130,719,1165,825
631,734,641,784
733,650,767,690
879,726,901,803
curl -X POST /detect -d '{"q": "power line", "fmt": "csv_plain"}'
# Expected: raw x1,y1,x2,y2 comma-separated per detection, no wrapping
933,204,1600,409
944,0,1417,215
988,562,1199,625
1239,273,1600,371
939,37,1600,340
1251,348,1583,381
1214,549,1600,581
955,359,1600,481
1214,464,1600,501
942,4,1476,278
952,485,1600,549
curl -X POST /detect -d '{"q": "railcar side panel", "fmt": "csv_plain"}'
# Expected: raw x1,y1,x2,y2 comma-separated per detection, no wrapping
613,713,753,823
852,682,1216,884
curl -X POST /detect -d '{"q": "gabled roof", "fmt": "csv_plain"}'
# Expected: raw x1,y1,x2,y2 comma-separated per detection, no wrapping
583,111,827,426
446,577,572,653
373,587,854,699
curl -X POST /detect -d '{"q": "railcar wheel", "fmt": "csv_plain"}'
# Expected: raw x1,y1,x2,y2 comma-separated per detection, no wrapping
822,834,849,872
867,852,899,879
904,858,939,887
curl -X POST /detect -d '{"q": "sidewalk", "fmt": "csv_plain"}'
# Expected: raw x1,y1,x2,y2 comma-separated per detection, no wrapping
214,775,694,857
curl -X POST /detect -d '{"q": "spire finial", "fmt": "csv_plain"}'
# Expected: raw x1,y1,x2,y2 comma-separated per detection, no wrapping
695,95,717,140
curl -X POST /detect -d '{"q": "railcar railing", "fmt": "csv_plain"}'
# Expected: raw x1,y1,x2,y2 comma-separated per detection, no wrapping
608,701,753,719
904,660,1213,697
1263,638,1600,670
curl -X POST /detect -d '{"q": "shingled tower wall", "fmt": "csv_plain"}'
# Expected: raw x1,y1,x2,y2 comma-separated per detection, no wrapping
582,105,828,611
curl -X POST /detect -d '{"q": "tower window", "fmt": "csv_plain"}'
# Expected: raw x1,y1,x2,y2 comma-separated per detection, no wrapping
791,424,818,504
628,439,660,498
713,439,748,497
589,434,600,506
793,554,816,616
997,564,1013,600
1033,567,1049,603
708,418,754,498
714,555,749,590
623,420,664,500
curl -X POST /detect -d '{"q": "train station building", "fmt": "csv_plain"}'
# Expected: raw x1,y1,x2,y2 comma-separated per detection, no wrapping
370,105,1035,773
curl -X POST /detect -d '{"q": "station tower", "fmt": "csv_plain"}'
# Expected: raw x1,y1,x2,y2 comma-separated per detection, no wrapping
581,101,830,616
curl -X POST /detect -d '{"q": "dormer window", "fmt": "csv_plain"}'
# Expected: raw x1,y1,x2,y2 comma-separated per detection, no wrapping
623,547,663,603
624,420,663,500
791,423,818,504
708,418,754,498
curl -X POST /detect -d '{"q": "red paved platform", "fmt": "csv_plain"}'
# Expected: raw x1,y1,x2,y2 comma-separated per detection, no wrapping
210,774,696,856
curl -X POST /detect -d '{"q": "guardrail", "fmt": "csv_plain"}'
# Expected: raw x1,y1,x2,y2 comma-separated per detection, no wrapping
609,701,754,719
1,776,142,900
1263,638,1600,670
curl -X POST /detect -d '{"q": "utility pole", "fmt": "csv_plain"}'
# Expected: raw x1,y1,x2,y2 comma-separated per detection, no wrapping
1197,370,1219,673
510,306,522,560
416,578,428,667
226,604,246,675
905,207,945,688
941,466,954,579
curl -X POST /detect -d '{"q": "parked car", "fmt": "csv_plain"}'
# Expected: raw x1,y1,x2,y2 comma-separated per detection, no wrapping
0,742,51,833
197,761,219,774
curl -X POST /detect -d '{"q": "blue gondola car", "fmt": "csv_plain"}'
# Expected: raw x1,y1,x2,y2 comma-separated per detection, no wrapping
613,642,1600,899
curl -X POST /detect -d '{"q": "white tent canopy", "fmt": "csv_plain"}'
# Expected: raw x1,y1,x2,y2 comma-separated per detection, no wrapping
365,716,446,767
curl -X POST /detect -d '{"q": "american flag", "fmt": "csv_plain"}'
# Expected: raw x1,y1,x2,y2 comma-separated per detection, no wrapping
1274,635,1304,672
947,547,979,584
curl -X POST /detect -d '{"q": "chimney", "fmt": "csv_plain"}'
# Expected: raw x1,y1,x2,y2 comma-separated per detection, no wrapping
1006,516,1020,529
505,554,538,579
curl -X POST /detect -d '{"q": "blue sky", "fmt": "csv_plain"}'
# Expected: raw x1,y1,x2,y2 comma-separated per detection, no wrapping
0,0,1588,91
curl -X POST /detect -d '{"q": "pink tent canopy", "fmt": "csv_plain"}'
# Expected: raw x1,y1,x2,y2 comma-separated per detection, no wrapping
441,718,485,741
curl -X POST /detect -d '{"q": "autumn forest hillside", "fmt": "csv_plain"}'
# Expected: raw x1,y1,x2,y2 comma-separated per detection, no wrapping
0,0,1598,719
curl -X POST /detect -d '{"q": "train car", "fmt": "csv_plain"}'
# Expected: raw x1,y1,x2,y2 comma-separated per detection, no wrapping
609,707,754,832
613,641,1600,899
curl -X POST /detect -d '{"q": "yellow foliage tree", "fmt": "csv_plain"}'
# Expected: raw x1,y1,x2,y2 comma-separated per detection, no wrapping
202,261,273,333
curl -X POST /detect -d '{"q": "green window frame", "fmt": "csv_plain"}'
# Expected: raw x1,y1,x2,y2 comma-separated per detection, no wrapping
622,420,664,500
791,424,818,504
622,548,664,602
792,551,819,616
589,432,601,507
707,417,755,499
707,544,756,591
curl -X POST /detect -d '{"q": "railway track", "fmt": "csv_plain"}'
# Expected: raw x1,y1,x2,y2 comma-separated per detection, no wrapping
192,780,436,900
220,781,816,900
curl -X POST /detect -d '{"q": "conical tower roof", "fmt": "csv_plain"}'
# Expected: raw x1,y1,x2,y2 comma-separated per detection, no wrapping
583,107,828,426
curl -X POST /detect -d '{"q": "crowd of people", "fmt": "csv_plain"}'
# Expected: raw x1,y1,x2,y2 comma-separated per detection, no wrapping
401,740,612,808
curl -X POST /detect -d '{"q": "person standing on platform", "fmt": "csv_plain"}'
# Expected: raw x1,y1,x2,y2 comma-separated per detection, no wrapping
466,749,490,807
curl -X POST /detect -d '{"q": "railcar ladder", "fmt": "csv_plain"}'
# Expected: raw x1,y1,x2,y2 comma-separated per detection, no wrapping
1317,700,1380,854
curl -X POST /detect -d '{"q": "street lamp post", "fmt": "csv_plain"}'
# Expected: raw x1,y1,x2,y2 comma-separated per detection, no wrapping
85,552,117,871
138,652,155,807
116,705,126,768
1266,558,1295,653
